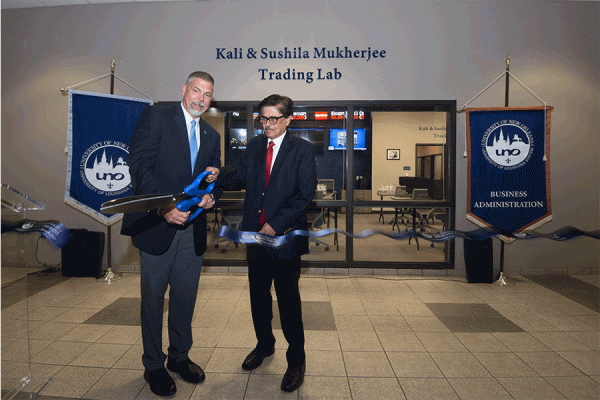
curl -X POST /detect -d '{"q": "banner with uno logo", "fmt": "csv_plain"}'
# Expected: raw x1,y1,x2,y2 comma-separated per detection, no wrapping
466,106,553,243
65,90,153,225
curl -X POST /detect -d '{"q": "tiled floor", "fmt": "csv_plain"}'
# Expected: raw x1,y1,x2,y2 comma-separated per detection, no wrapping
1,270,599,399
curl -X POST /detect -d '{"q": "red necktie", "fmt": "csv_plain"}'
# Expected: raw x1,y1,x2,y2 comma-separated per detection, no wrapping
260,141,275,225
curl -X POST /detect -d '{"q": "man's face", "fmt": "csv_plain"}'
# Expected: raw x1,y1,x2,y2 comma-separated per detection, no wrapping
260,105,291,140
182,77,213,117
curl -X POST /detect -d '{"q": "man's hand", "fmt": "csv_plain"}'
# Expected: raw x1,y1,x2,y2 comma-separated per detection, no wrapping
197,193,215,210
259,222,276,236
205,167,220,183
160,206,191,225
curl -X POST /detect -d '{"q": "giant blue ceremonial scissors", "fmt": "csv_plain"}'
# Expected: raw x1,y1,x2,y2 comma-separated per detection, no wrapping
100,171,215,222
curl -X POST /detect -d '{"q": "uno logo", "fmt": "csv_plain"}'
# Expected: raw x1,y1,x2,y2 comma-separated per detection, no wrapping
482,121,534,170
80,142,131,194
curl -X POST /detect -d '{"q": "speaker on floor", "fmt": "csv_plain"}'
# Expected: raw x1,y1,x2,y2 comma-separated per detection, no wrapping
61,229,105,277
463,237,493,283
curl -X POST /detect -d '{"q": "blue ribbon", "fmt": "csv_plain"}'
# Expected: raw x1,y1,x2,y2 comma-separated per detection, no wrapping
218,225,599,248
2,219,73,248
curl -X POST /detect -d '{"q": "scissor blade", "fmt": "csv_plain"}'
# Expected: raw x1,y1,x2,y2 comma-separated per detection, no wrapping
100,193,187,214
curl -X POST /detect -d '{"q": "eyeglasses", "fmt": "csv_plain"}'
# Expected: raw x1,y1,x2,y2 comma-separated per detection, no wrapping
258,115,285,124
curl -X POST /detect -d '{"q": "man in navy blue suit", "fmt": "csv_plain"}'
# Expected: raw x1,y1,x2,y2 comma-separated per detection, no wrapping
208,94,317,392
121,71,222,397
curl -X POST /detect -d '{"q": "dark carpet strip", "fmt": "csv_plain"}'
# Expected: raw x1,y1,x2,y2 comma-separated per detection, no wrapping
524,274,599,313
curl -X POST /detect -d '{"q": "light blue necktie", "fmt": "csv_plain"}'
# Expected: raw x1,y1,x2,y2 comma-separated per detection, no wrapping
189,119,198,173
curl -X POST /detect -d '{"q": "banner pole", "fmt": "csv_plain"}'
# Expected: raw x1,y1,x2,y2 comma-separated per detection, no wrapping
98,59,122,284
495,54,511,287
110,58,115,94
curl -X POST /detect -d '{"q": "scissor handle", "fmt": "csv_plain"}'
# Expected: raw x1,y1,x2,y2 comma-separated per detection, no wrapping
176,171,216,222
184,170,215,197
187,200,204,221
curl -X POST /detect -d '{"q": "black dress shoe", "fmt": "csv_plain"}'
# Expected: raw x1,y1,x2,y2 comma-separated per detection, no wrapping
166,358,206,383
144,368,176,396
241,347,275,370
281,363,306,392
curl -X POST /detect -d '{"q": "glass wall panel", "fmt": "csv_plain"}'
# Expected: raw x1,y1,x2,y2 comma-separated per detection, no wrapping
352,108,450,263
203,107,248,262
203,100,455,268
282,104,349,262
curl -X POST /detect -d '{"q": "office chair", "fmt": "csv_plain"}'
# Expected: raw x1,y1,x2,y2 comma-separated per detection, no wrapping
432,208,447,231
317,179,336,199
307,191,329,251
213,207,243,253
317,179,336,227
411,188,444,248
211,192,245,253
391,185,410,230
413,188,434,227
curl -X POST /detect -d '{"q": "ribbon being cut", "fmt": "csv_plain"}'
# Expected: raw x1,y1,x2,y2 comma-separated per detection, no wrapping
98,173,598,246
1,219,73,248
217,225,599,248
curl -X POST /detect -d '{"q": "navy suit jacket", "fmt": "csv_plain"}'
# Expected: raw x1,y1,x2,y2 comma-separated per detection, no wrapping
218,132,317,260
120,103,222,256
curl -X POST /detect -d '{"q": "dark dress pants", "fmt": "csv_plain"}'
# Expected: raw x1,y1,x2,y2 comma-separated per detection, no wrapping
246,244,305,366
140,225,203,371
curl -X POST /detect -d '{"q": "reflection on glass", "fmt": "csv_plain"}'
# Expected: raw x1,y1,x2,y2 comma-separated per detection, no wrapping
203,104,452,266
353,110,449,263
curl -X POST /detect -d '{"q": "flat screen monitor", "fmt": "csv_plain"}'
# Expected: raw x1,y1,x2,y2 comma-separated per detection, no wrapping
229,128,247,150
288,127,324,153
328,128,367,150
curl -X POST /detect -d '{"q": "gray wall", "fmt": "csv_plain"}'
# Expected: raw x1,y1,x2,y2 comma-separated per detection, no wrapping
2,1,598,275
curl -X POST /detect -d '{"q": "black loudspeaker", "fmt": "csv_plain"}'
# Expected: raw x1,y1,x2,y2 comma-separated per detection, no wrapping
463,237,493,283
61,229,105,277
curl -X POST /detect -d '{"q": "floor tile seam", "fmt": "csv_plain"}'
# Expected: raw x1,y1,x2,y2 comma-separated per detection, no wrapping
542,375,600,400
80,369,143,400
440,350,533,389
523,278,600,315
445,376,516,399
542,317,600,333
453,374,517,399
25,337,95,360
240,372,252,400
334,326,351,383
49,363,112,384
469,351,550,382
562,330,600,348
527,332,596,353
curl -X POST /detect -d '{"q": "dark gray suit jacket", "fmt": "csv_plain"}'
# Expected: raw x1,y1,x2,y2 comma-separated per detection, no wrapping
121,103,222,256
217,132,317,260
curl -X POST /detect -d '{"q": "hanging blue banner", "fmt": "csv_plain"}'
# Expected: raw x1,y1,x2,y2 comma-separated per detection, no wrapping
65,90,153,225
466,107,553,242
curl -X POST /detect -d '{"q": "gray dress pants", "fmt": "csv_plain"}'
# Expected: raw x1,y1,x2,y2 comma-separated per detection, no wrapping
140,225,203,371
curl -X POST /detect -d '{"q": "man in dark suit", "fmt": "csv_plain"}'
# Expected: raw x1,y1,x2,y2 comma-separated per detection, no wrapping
207,94,316,392
121,71,222,397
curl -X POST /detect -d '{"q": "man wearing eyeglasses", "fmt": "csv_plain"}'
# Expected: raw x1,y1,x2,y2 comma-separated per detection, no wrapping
207,94,316,392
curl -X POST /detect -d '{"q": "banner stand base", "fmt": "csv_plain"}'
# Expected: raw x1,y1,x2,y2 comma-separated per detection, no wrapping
97,268,122,284
495,272,510,287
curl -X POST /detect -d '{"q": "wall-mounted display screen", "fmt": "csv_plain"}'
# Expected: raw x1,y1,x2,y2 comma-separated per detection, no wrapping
288,127,324,153
229,128,247,150
328,128,367,150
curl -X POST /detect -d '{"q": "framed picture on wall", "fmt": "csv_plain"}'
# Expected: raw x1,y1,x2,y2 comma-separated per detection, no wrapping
387,149,400,160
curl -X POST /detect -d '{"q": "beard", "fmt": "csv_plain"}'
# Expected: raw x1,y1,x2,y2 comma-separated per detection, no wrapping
189,102,205,117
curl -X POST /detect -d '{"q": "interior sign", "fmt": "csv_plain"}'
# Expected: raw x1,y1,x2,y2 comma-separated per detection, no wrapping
216,45,387,84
